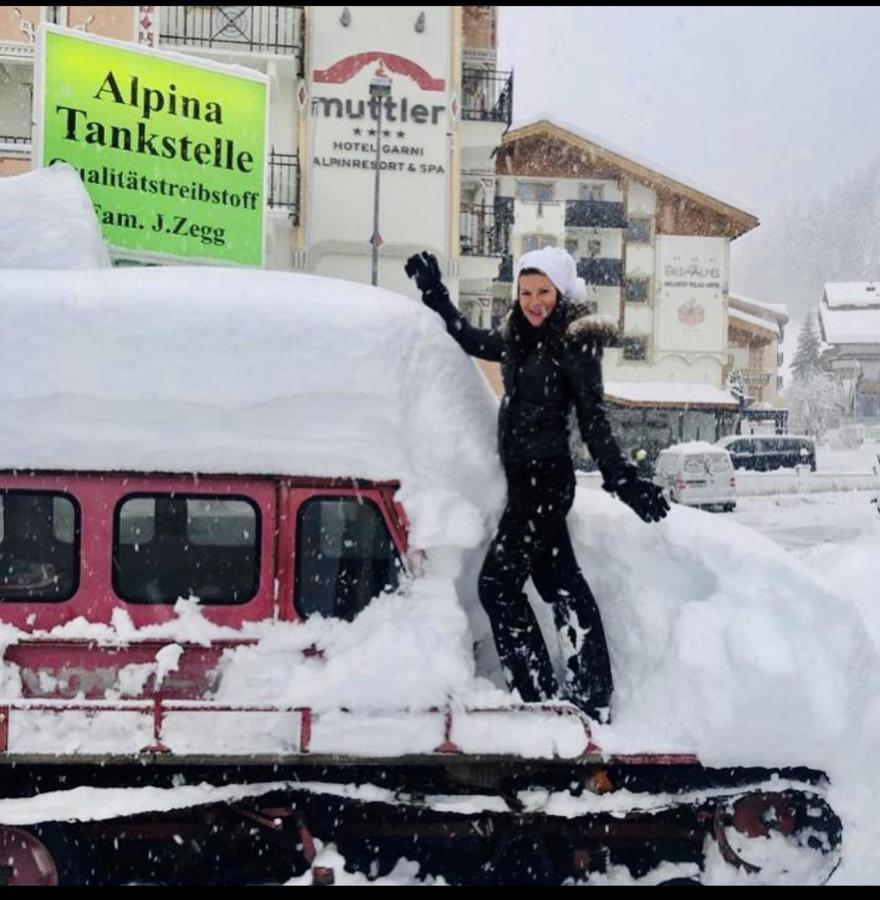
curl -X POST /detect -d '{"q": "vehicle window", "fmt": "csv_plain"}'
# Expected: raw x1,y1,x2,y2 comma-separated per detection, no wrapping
296,497,402,622
117,497,155,545
709,455,733,472
683,455,708,474
113,495,260,605
0,491,79,603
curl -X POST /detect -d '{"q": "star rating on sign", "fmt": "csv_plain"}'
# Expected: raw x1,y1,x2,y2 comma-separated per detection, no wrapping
352,128,405,139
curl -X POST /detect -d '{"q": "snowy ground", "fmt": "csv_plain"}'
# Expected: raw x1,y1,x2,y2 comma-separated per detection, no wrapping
730,489,879,552
817,436,880,474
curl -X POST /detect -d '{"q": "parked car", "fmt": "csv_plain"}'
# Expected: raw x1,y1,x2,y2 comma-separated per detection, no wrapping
652,442,737,512
715,434,816,472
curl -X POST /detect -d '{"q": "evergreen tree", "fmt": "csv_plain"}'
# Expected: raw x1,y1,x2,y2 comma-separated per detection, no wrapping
791,313,821,383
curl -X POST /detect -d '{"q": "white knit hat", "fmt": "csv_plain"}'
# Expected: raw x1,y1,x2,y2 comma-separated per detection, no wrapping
515,246,587,303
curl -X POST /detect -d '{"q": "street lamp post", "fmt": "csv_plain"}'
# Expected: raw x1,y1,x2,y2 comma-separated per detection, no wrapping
369,65,392,287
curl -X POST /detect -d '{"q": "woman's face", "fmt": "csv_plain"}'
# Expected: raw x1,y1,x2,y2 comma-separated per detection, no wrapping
518,272,559,328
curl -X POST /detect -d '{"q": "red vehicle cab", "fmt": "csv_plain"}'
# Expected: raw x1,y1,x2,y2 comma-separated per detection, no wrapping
1,470,409,699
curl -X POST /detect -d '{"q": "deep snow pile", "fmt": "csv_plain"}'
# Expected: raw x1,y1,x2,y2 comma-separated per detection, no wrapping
0,165,110,270
0,265,505,550
557,492,876,769
802,520,880,656
795,516,880,884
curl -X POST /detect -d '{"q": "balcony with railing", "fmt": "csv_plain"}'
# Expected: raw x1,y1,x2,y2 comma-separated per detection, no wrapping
577,257,623,287
266,150,300,224
565,200,627,229
461,68,513,126
0,133,31,151
460,203,511,258
159,6,303,62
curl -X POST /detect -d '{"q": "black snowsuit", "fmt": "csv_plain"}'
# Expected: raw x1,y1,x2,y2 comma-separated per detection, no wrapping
424,293,634,717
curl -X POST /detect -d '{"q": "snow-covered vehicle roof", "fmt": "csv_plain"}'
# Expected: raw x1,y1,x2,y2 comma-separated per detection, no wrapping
658,441,731,456
0,265,505,551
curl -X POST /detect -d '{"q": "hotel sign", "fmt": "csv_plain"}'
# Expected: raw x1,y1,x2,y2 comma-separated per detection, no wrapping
310,51,448,177
656,236,727,354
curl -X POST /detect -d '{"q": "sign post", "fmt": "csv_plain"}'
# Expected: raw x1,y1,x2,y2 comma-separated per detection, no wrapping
34,25,269,266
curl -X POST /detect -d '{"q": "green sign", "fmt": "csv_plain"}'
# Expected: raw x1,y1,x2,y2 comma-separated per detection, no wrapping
35,25,268,266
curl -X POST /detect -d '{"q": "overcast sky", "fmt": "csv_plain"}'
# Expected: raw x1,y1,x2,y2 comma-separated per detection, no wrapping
498,6,880,226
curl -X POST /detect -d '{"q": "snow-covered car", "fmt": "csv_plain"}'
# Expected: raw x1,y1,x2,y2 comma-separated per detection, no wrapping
653,442,737,511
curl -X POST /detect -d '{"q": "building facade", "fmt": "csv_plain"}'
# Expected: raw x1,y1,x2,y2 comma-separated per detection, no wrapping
818,282,880,420
486,119,760,455
1,5,511,300
727,293,788,407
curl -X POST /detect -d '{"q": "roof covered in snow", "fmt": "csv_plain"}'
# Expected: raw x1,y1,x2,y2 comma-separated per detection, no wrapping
503,117,759,234
728,292,789,322
604,381,738,409
824,282,880,309
819,303,880,346
730,307,780,337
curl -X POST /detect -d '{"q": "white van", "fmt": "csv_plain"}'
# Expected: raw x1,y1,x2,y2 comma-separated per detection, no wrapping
652,442,737,511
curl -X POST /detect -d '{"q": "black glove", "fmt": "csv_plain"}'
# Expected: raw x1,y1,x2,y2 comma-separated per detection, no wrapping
405,251,448,310
604,470,670,523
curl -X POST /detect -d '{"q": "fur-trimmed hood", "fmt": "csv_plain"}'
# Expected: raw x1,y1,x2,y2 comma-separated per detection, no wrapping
564,308,620,347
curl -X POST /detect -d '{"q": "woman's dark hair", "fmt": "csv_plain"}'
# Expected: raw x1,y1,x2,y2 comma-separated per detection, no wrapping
517,267,562,304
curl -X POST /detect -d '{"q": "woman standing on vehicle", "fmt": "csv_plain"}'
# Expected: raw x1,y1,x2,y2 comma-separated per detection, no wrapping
406,247,668,721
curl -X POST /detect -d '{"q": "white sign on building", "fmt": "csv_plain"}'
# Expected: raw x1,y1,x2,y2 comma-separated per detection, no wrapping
306,6,453,290
656,235,727,354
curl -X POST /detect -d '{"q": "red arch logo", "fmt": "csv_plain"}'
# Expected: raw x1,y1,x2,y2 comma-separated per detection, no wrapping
313,52,446,92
